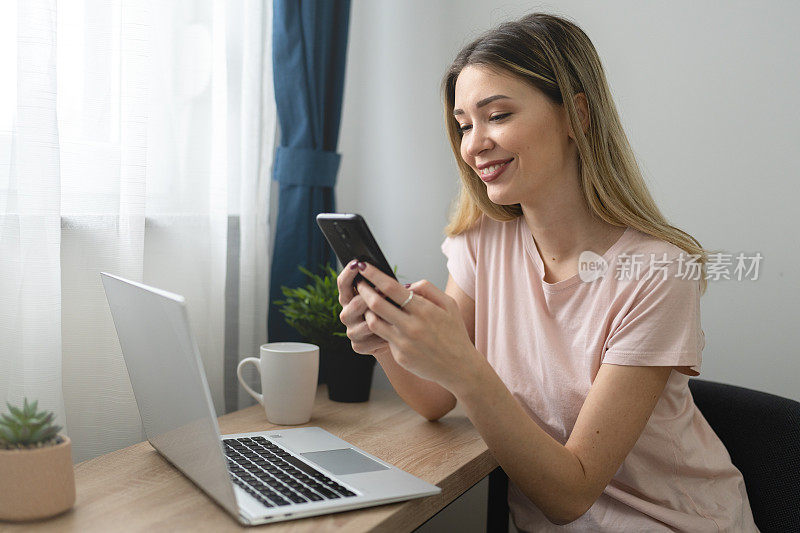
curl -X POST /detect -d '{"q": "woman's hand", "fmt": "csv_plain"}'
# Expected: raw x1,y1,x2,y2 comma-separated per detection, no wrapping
337,261,391,358
353,261,484,391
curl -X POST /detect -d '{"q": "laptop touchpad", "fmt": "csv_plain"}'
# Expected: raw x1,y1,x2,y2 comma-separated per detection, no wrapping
301,448,389,475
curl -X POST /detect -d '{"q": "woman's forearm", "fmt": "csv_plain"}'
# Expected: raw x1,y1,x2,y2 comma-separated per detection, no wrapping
374,348,457,421
450,353,593,525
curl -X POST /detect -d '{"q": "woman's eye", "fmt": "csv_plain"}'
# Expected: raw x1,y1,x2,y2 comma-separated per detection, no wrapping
457,113,510,134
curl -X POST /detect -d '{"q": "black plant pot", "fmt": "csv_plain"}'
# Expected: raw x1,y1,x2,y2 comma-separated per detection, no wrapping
323,337,376,403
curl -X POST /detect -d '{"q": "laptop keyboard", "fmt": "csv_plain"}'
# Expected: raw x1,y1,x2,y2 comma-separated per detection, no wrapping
223,436,357,508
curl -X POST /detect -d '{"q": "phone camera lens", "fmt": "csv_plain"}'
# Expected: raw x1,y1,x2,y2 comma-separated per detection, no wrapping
332,222,347,239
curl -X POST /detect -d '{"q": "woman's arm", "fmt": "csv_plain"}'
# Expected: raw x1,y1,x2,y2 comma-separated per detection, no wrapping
338,264,467,420
456,360,671,524
372,348,456,421
374,275,474,420
444,274,476,345
354,262,672,525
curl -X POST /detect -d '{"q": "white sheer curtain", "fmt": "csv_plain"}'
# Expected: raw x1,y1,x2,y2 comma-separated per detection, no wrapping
0,0,275,462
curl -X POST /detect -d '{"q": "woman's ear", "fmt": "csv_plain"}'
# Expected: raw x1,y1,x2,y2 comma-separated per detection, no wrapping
567,92,590,140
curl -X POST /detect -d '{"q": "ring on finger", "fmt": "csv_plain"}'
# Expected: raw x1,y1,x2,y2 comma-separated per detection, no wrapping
400,290,414,309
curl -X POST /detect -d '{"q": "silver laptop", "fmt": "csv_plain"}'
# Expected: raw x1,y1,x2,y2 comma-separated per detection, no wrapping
100,272,440,526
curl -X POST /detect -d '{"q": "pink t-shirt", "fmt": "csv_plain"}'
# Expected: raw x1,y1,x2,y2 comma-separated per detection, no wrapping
441,214,757,532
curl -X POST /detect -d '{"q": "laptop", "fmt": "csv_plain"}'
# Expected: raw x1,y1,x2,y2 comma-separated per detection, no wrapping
100,272,440,526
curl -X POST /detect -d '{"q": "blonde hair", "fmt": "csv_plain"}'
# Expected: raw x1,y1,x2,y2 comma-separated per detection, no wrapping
442,13,709,294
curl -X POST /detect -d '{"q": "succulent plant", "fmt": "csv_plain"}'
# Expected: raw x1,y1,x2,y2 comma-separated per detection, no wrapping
0,398,62,449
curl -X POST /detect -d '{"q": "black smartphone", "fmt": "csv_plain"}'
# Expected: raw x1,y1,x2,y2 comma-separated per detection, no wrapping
316,213,397,281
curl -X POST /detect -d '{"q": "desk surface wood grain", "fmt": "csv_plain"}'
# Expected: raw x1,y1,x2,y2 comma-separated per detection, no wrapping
0,386,495,532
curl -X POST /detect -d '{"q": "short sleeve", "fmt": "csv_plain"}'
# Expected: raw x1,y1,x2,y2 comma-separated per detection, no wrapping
441,230,477,300
603,257,705,376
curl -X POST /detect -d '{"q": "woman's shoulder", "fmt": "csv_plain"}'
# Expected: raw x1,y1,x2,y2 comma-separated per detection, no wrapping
443,213,520,259
446,211,521,236
467,214,526,252
612,227,702,293
471,212,522,237
621,227,691,262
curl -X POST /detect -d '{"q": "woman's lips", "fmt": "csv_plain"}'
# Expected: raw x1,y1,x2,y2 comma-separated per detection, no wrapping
479,159,512,183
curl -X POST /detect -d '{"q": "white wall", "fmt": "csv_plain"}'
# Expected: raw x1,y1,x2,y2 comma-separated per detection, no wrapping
339,0,800,404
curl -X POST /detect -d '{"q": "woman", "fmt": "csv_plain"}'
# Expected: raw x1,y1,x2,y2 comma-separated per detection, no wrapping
337,13,757,532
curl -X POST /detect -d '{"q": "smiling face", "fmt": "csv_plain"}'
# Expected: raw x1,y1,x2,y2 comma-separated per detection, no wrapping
453,65,580,207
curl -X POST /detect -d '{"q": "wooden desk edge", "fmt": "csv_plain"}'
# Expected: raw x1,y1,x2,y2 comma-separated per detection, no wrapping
367,448,498,533
0,387,497,532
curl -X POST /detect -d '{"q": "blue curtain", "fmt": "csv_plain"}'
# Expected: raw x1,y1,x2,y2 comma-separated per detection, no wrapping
268,0,351,343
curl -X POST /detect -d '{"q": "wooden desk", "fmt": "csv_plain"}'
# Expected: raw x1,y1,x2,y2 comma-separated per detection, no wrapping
0,386,496,532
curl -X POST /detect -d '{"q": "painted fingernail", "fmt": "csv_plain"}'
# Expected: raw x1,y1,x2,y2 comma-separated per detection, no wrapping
404,283,411,288
349,261,359,270
357,261,366,271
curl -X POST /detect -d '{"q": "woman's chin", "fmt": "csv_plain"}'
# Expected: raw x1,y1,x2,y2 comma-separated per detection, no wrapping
486,187,516,206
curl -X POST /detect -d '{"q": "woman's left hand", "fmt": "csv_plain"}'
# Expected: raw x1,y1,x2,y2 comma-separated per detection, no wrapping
353,261,482,390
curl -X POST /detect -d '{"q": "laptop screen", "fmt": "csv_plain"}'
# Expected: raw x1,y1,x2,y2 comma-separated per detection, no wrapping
101,273,238,517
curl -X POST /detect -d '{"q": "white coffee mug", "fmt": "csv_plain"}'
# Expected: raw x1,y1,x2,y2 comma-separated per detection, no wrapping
236,342,319,425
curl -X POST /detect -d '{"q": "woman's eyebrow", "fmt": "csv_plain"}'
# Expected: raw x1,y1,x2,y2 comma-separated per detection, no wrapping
453,94,511,116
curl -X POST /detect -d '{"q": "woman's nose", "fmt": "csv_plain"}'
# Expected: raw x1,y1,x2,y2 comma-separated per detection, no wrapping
463,125,494,158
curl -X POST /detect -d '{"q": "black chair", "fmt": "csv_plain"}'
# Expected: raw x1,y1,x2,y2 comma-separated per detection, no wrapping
486,379,800,533
688,379,800,532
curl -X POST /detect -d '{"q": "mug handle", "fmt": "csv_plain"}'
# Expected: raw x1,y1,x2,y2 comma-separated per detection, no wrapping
237,357,263,405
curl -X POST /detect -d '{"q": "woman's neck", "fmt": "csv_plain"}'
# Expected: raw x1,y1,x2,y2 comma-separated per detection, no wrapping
520,179,624,276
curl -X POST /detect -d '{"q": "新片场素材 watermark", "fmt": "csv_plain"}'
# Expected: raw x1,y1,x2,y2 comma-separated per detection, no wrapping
577,252,763,282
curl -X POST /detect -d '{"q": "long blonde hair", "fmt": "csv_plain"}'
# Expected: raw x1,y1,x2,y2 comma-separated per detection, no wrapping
442,13,709,294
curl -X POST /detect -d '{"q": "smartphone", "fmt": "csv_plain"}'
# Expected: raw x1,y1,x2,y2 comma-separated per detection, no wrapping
316,213,397,281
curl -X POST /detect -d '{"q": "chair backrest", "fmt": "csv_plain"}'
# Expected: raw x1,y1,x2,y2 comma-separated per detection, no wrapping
688,378,800,533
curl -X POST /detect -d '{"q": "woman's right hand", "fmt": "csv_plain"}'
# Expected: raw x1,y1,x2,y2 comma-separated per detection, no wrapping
337,261,391,358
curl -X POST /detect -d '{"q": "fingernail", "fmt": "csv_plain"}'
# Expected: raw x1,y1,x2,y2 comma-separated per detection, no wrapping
404,283,411,288
349,261,359,270
357,261,366,271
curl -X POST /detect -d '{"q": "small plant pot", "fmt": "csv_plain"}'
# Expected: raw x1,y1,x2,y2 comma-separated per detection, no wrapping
324,338,376,403
0,436,76,522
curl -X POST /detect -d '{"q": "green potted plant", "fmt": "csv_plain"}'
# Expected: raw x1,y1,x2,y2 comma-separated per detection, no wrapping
274,265,376,402
0,398,76,521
